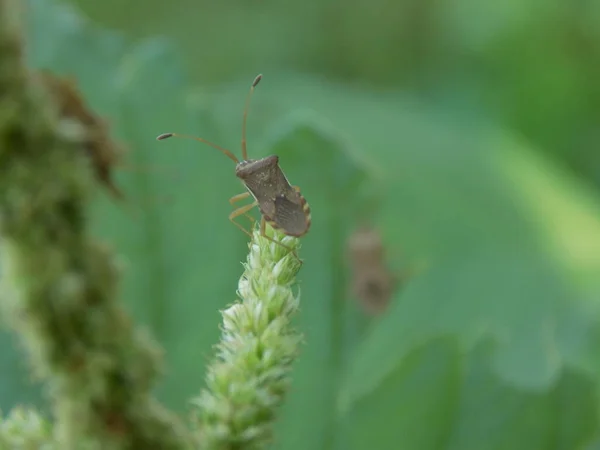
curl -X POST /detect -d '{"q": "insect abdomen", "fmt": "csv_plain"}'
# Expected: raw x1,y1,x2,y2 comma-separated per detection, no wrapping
268,193,311,237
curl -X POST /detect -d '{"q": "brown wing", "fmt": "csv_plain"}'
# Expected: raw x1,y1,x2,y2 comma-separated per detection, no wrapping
271,194,310,237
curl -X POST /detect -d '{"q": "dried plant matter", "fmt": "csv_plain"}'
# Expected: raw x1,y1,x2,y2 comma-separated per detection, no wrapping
36,71,126,200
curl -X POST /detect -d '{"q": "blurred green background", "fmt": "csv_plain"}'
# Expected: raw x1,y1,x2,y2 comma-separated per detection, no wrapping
2,0,600,448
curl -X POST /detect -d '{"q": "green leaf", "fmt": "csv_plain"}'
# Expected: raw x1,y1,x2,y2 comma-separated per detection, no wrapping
189,72,600,449
335,123,600,447
259,113,370,450
7,2,600,448
103,37,250,410
445,340,598,450
26,0,125,112
0,332,43,413
341,337,463,450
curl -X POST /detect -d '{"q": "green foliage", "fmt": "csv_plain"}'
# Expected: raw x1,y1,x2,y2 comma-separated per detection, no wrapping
1,0,600,449
67,0,600,187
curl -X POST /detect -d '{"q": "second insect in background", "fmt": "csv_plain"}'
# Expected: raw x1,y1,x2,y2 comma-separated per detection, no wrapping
347,226,401,315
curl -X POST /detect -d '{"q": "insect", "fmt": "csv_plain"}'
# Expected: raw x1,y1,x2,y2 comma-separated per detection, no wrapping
347,226,400,315
156,74,311,256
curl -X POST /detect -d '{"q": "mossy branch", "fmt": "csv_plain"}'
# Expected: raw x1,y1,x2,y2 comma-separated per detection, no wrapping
0,0,190,448
191,226,304,450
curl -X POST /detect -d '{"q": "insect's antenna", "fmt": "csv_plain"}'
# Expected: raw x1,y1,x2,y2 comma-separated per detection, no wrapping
156,132,239,163
241,74,262,161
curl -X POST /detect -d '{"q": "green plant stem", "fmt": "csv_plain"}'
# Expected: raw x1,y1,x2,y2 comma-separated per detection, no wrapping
192,224,304,450
0,1,191,448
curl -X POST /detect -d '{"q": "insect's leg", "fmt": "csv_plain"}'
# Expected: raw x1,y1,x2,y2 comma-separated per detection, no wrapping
229,192,256,226
259,217,302,263
229,201,259,238
229,192,251,203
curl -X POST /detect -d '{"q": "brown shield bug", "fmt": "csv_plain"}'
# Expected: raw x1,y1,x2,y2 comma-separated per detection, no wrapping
156,74,311,257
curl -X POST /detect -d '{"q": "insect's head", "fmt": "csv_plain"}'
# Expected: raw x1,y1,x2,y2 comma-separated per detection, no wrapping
156,74,262,166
